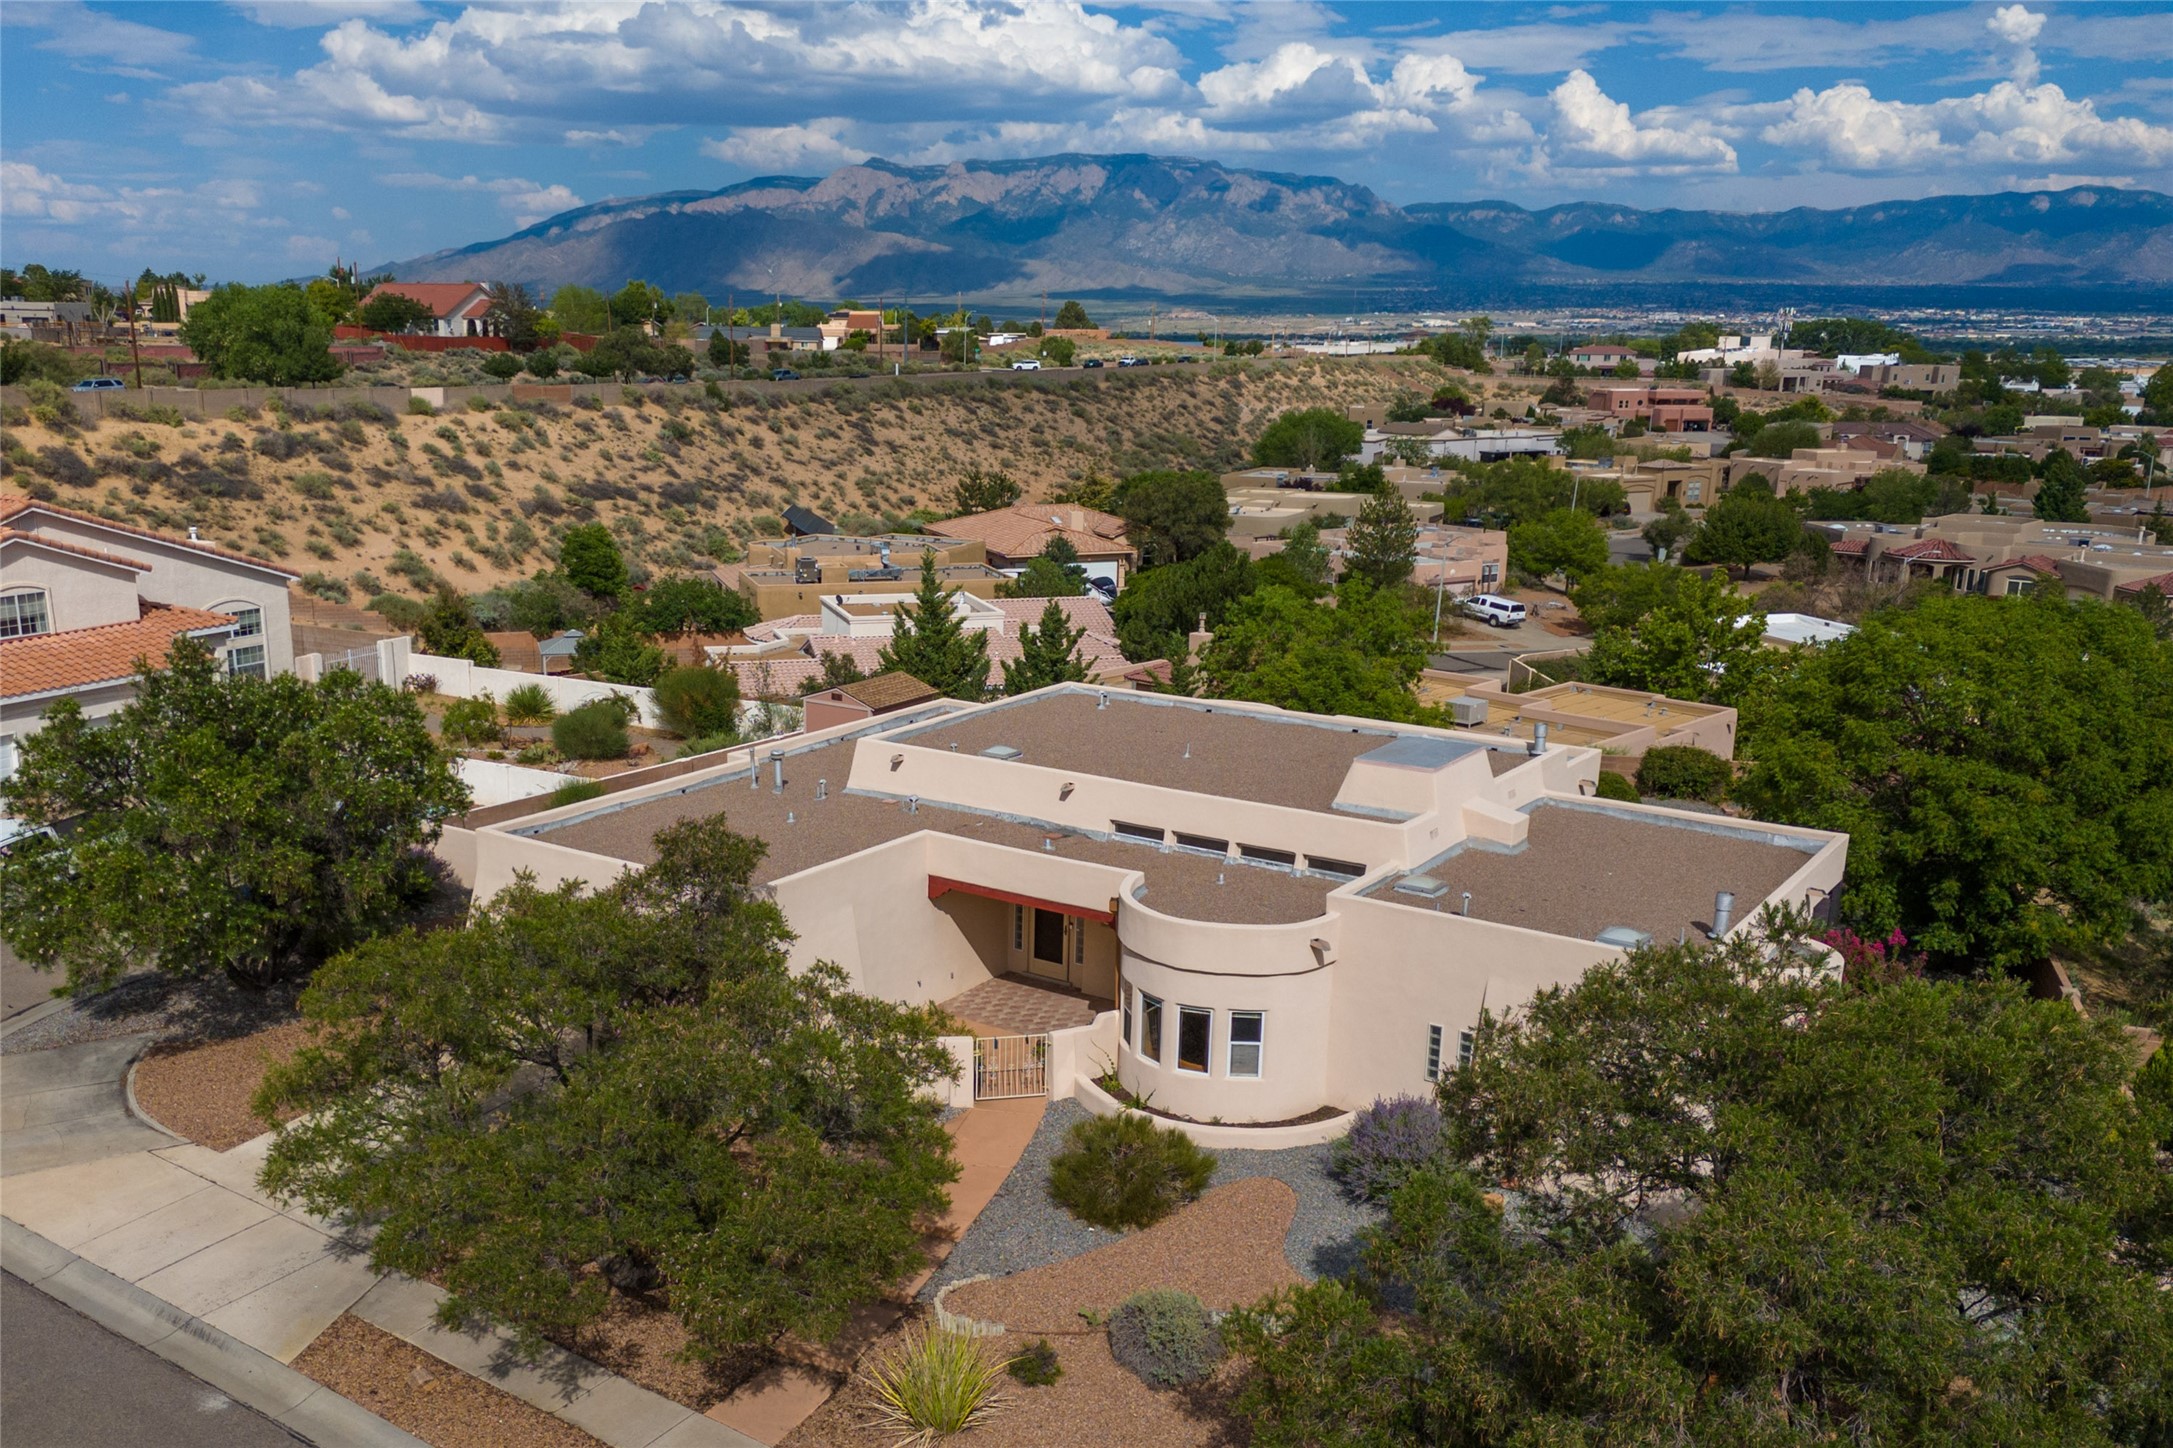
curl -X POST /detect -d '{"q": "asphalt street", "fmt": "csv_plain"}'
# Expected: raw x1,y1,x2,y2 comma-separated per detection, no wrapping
0,1272,307,1448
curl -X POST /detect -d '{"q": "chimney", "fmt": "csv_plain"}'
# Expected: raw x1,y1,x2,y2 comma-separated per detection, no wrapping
770,749,785,793
1068,508,1084,529
1712,890,1736,938
1528,721,1548,756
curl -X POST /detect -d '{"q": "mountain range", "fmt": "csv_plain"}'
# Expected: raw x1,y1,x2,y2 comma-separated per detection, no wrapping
385,153,2173,307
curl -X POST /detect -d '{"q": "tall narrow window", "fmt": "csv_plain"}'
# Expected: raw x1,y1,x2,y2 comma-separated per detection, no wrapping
226,644,267,680
1072,919,1086,966
1228,1011,1263,1078
1140,994,1163,1062
1425,1024,1444,1082
1457,1029,1476,1071
1122,985,1133,1049
1177,1006,1211,1074
1012,904,1024,951
0,591,51,639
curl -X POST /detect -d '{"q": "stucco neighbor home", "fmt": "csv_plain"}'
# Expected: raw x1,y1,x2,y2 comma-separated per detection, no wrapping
0,492,297,779
444,686,1847,1141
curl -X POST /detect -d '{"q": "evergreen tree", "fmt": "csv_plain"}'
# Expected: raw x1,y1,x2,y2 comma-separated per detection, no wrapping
1004,536,1087,598
559,523,628,599
1003,600,1089,695
878,552,989,699
1053,300,1094,329
2034,447,2091,523
1344,486,1419,590
417,588,500,666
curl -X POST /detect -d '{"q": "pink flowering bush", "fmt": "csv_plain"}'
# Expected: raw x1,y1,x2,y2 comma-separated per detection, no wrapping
1820,926,1926,987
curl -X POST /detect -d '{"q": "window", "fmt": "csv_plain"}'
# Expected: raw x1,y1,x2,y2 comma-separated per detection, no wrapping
1425,1024,1444,1082
2005,577,2035,596
1238,844,1297,869
1306,856,1365,879
1686,482,1703,505
1139,993,1163,1061
1122,985,1133,1048
1177,1006,1211,1074
1012,904,1024,951
1072,918,1085,966
0,734,15,784
0,591,51,639
1457,1029,1476,1071
1228,1012,1263,1078
226,644,267,680
1112,820,1163,844
1172,832,1228,857
220,604,263,639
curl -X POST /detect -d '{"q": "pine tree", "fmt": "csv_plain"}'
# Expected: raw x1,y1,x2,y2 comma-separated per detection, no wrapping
878,552,989,699
1003,600,1089,695
1344,484,1419,589
2033,447,2090,523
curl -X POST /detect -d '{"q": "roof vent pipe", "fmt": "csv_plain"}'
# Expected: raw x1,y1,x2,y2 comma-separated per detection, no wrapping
1529,721,1548,757
1097,691,1108,709
1713,890,1736,938
749,757,760,790
906,795,919,814
1460,892,1472,916
815,779,827,801
770,749,785,793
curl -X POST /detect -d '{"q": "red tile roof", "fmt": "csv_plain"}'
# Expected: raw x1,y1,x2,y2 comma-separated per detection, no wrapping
1986,553,2067,575
0,603,236,701
1885,538,1975,563
2115,571,2173,597
925,505,1132,561
360,282,492,320
0,527,149,572
0,493,298,578
1827,537,1868,556
833,672,940,711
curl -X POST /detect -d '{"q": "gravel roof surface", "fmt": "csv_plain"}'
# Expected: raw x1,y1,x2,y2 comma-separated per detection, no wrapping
922,1100,1382,1300
1370,799,1821,945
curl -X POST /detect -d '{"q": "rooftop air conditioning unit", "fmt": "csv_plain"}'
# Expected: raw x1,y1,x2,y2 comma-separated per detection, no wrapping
1447,696,1489,727
794,558,821,583
1596,926,1654,949
1394,874,1450,900
980,744,1024,762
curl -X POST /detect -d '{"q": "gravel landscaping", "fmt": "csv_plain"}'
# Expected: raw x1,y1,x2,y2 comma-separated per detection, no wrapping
294,1315,606,1448
0,970,301,1056
923,1099,1383,1300
131,1020,308,1150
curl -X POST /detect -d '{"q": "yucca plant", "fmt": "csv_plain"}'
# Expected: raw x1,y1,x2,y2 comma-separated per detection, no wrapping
862,1327,1010,1444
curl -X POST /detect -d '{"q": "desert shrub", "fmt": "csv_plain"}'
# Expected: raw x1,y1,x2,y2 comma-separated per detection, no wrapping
1107,1290,1223,1388
352,569,386,595
402,672,439,694
546,779,606,809
253,429,306,461
35,445,94,488
293,470,336,500
675,732,738,757
501,682,557,726
439,695,501,748
552,700,630,760
1328,1095,1443,1202
407,397,437,416
1593,770,1642,803
1634,744,1732,804
863,1328,1009,1440
1006,1339,1061,1387
299,571,351,603
653,665,740,740
515,743,558,767
370,593,428,630
1047,1113,1216,1230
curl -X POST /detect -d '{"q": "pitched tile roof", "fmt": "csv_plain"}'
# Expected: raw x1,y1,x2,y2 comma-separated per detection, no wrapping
0,603,236,701
1984,553,2067,575
2115,570,2173,596
1885,538,1975,563
1826,537,1868,556
359,282,492,320
0,493,298,578
728,629,1130,699
0,527,148,573
924,504,1132,560
832,672,940,711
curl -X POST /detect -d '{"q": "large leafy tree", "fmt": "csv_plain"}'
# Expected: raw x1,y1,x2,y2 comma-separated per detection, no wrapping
1228,935,2173,1446
1052,299,1094,329
1251,408,1365,472
180,284,343,386
1343,485,1419,590
1736,591,2173,969
1577,564,1770,704
355,291,437,334
483,282,545,351
549,284,610,334
1685,482,1806,577
1002,599,1089,695
0,640,466,991
257,817,959,1361
1198,583,1428,722
633,575,756,635
559,523,628,599
1111,469,1231,566
416,588,500,666
1440,457,1625,529
1255,521,1332,597
1508,506,1609,581
878,551,990,699
1112,540,1255,661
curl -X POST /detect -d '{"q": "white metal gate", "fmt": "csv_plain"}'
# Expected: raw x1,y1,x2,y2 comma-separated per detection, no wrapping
324,645,380,682
973,1034,1049,1100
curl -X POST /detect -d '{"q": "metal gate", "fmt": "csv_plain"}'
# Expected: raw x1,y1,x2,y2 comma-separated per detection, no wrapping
973,1034,1049,1100
324,645,380,682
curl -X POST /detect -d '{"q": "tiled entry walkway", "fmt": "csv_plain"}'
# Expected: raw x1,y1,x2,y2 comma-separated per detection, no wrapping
940,972,1110,1036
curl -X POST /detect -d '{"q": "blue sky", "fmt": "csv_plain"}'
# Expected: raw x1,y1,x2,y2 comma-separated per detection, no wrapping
5,0,2172,284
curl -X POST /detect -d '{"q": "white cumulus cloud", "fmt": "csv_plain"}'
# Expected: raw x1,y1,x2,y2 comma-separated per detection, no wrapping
378,171,586,226
1547,70,1737,171
702,120,873,172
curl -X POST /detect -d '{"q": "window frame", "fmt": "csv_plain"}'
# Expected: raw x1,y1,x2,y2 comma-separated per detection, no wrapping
1138,992,1163,1062
1457,1028,1476,1071
218,602,264,640
1425,1023,1444,1082
0,590,52,640
1122,984,1133,1048
1171,831,1228,858
225,643,268,680
1175,1005,1213,1076
1227,1010,1264,1078
1012,904,1024,951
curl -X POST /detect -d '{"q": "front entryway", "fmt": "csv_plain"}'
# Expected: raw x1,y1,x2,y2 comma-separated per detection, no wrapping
972,1034,1049,1099
1028,908,1068,980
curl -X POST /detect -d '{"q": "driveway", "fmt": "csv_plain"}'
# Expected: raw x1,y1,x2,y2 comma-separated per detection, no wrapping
2,938,60,1021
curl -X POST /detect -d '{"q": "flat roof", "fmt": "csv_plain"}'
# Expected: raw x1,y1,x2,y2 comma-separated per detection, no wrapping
1520,683,1726,725
522,736,1341,925
890,691,1407,814
1365,800,1818,944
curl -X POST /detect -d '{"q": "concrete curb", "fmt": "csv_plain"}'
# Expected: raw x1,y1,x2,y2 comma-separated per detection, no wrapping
0,994,74,1041
0,1217,426,1448
122,1055,188,1142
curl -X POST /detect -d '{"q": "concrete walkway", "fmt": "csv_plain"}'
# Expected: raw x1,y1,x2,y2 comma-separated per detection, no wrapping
0,1036,176,1177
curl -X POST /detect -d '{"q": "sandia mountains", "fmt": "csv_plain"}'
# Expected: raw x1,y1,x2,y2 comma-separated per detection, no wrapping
386,153,2173,305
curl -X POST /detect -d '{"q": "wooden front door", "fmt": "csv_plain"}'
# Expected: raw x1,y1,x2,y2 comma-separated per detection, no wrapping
1029,909,1068,980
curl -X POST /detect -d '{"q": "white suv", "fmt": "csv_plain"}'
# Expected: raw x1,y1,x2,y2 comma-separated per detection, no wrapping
1010,359,1042,370
1462,594,1528,628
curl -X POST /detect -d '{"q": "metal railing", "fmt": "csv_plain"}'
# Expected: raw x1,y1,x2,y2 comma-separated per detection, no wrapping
972,1034,1049,1100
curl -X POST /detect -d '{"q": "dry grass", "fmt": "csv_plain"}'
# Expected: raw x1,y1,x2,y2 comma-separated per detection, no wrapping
132,1019,308,1150
294,1315,607,1448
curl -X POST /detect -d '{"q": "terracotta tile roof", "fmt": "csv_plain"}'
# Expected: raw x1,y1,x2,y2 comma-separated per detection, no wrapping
0,603,236,701
0,527,149,573
1827,537,1868,556
360,282,492,320
990,595,1116,633
924,504,1132,561
1985,553,2067,575
0,493,298,578
1885,538,1975,563
833,672,940,711
2115,570,2173,596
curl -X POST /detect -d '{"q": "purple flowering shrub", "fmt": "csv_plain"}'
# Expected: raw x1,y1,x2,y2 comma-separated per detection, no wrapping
1328,1094,1443,1201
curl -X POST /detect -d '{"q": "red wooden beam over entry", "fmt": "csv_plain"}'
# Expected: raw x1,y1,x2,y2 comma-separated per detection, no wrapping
927,875,1118,925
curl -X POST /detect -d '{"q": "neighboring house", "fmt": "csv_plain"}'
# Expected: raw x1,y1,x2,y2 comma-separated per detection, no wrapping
720,534,1007,620
1584,386,1713,432
1814,515,2173,600
0,492,297,776
802,671,941,732
923,504,1137,588
356,282,494,338
1567,344,1638,368
451,687,1846,1130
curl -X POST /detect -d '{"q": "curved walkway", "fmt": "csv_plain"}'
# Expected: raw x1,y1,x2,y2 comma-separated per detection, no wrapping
0,1035,174,1178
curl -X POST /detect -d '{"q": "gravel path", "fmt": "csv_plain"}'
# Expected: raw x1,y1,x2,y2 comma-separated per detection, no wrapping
923,1099,1382,1300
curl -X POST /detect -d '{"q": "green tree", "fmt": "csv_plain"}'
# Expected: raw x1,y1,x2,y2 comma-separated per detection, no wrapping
634,576,755,635
481,352,523,380
355,291,437,334
1003,535,1087,598
1254,521,1331,597
2142,361,2173,418
1735,591,2173,969
1578,566,1769,703
608,279,667,328
576,326,694,381
1251,408,1365,472
573,611,668,687
1112,541,1254,661
559,523,628,599
1002,599,1089,695
417,588,501,666
1508,507,1608,581
1111,469,1230,566
255,817,959,1362
799,651,867,695
653,665,741,738
669,291,712,328
1229,933,2173,1445
2034,447,2091,523
550,284,610,334
1344,485,1419,590
1742,418,1821,459
1440,458,1624,529
949,467,1022,517
1052,300,1094,329
1685,486,1803,577
1038,336,1076,367
180,284,343,386
0,640,466,992
706,333,749,370
1199,583,1429,722
878,552,990,700
1640,503,1699,561
483,282,545,351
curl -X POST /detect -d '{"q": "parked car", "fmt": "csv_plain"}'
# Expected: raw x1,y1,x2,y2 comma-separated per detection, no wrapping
71,376,126,392
1462,594,1528,628
1081,358,1105,369
1086,575,1118,601
1117,356,1145,367
770,368,800,381
1010,359,1042,371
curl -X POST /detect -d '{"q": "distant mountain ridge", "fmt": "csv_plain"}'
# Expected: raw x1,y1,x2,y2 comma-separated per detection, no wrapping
384,153,2173,304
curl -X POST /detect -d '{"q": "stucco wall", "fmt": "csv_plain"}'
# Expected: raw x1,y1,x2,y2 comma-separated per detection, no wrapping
0,543,141,631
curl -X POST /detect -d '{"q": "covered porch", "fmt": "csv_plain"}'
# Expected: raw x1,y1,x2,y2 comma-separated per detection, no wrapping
939,972,1113,1038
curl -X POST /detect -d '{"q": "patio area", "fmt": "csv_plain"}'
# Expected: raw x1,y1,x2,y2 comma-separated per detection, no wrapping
939,973,1110,1037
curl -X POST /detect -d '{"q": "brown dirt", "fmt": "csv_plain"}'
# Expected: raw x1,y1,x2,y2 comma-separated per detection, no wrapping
132,1019,309,1150
781,1178,1300,1448
553,1291,769,1414
294,1315,607,1448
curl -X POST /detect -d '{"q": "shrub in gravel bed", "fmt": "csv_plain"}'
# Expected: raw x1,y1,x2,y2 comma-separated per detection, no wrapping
1107,1289,1223,1387
1048,1112,1216,1230
1329,1095,1443,1202
863,1326,1010,1440
1006,1338,1062,1387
